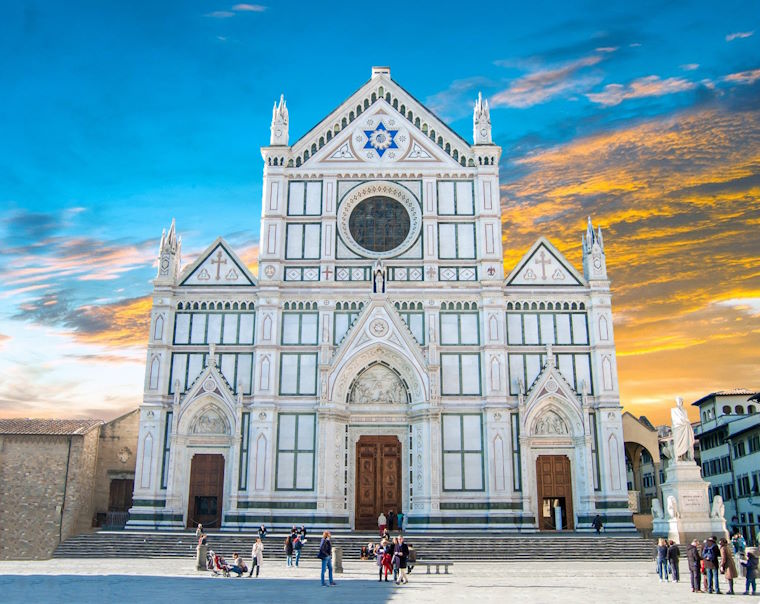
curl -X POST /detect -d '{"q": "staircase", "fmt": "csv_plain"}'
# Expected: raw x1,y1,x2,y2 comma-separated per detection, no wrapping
54,531,655,561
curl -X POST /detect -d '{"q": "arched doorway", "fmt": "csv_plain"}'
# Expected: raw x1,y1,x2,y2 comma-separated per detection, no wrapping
187,453,225,528
536,455,574,530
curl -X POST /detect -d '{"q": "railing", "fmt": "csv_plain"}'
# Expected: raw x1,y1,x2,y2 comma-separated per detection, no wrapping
104,511,130,528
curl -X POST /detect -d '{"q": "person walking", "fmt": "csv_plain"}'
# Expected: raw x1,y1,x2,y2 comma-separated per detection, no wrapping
249,537,264,577
388,510,396,532
719,537,738,594
702,536,721,593
390,537,399,582
686,539,702,593
377,539,392,582
394,535,410,585
378,511,387,536
285,535,294,567
293,535,303,566
397,510,404,531
319,530,336,587
195,523,205,544
591,514,603,534
741,550,758,595
656,538,669,583
667,540,680,583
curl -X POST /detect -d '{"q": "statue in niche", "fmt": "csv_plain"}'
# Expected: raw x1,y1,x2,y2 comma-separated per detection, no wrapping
192,409,228,434
651,499,663,519
349,364,406,404
666,495,679,519
373,259,385,294
533,410,569,435
671,396,695,461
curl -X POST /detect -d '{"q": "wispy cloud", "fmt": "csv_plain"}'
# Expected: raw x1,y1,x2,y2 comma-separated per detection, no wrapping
491,55,604,108
726,31,754,41
680,63,699,71
586,75,696,106
722,68,760,85
205,4,266,18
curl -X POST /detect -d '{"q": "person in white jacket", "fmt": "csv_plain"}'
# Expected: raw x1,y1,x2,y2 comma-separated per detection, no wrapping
249,537,264,577
378,512,387,536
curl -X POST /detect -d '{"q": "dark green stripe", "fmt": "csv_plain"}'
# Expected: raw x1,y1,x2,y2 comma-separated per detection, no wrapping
578,514,634,523
407,515,535,525
129,512,183,521
237,501,318,510
439,502,522,511
224,514,349,524
595,501,630,509
132,499,166,507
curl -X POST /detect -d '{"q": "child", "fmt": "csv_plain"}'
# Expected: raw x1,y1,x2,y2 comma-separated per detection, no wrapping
742,550,758,595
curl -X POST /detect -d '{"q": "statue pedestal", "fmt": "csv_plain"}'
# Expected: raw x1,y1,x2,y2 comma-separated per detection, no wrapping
652,461,728,544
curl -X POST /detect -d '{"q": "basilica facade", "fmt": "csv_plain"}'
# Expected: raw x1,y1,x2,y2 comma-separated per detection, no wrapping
128,67,633,532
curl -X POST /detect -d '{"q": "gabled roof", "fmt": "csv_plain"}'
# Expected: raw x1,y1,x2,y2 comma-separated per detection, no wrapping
179,238,257,287
505,237,585,287
283,69,483,168
0,418,103,435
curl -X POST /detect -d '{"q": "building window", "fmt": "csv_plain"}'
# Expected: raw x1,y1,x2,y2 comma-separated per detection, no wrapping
589,412,600,491
281,312,319,345
440,312,479,345
734,441,747,458
334,310,360,344
287,181,322,215
169,352,253,394
437,181,474,215
507,353,594,395
285,223,321,259
174,312,255,345
279,353,317,395
441,414,484,491
437,223,476,259
723,405,732,415
440,353,481,395
239,412,250,490
506,312,588,346
511,412,521,491
160,411,172,490
397,311,425,344
275,413,316,490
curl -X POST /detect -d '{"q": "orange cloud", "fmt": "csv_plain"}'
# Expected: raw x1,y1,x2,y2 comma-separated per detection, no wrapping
501,106,760,423
73,296,153,347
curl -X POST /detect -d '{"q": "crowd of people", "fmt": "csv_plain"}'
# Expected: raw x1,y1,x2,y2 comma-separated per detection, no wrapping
654,533,758,595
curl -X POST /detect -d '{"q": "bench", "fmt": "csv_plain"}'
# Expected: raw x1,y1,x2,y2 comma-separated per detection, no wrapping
415,561,453,574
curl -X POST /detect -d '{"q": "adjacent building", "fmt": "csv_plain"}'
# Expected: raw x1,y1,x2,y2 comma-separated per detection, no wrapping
693,390,760,544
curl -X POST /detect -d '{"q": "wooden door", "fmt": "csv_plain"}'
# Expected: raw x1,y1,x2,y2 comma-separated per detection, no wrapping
187,454,224,528
108,478,134,511
536,455,574,531
355,436,402,531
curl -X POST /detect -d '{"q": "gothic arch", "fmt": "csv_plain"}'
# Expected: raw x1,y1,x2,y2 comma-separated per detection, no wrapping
149,356,160,390
524,395,583,438
153,315,164,341
254,433,268,490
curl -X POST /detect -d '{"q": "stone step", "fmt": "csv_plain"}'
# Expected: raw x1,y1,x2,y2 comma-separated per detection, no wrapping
53,531,655,561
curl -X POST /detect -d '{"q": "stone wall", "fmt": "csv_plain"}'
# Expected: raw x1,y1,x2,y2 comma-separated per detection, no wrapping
0,428,99,560
92,410,139,521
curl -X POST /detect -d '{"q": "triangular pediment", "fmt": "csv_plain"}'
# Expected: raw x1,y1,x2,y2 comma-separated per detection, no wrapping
286,71,475,168
304,101,463,169
179,238,257,287
180,358,237,410
506,238,585,287
524,361,585,435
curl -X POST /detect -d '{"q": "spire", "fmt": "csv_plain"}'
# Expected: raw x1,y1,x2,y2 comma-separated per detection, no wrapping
270,94,289,145
473,92,492,145
156,218,181,283
582,216,607,280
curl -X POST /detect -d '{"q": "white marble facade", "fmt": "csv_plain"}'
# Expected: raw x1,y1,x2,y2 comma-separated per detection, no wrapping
128,67,634,532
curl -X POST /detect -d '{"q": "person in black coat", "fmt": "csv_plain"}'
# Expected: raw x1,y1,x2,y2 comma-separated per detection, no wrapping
394,535,410,584
667,540,680,582
388,510,396,531
686,539,702,593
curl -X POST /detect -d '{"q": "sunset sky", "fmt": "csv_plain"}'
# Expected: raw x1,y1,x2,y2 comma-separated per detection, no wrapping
1,0,758,425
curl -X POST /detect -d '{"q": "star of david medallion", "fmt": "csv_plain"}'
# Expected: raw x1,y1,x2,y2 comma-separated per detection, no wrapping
363,121,399,157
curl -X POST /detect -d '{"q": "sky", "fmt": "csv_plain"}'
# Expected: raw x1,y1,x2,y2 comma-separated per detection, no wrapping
1,0,758,425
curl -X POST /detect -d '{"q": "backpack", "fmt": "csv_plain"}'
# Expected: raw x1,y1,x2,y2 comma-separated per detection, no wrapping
703,545,715,562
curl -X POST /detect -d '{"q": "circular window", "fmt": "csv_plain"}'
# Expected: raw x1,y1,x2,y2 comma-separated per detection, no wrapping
348,197,410,253
337,181,421,258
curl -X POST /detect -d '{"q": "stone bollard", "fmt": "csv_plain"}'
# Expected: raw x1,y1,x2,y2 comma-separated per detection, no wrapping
332,545,343,573
196,543,208,571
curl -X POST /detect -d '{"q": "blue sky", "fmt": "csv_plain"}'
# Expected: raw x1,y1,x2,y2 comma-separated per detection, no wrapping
1,0,759,421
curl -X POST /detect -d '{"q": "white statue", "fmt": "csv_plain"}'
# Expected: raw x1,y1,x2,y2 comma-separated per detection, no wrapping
373,259,385,294
671,396,695,461
666,495,679,519
711,495,725,520
651,499,663,519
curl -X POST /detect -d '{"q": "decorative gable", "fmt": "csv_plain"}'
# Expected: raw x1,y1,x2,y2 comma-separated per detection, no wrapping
179,238,257,287
306,102,461,169
506,238,585,287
